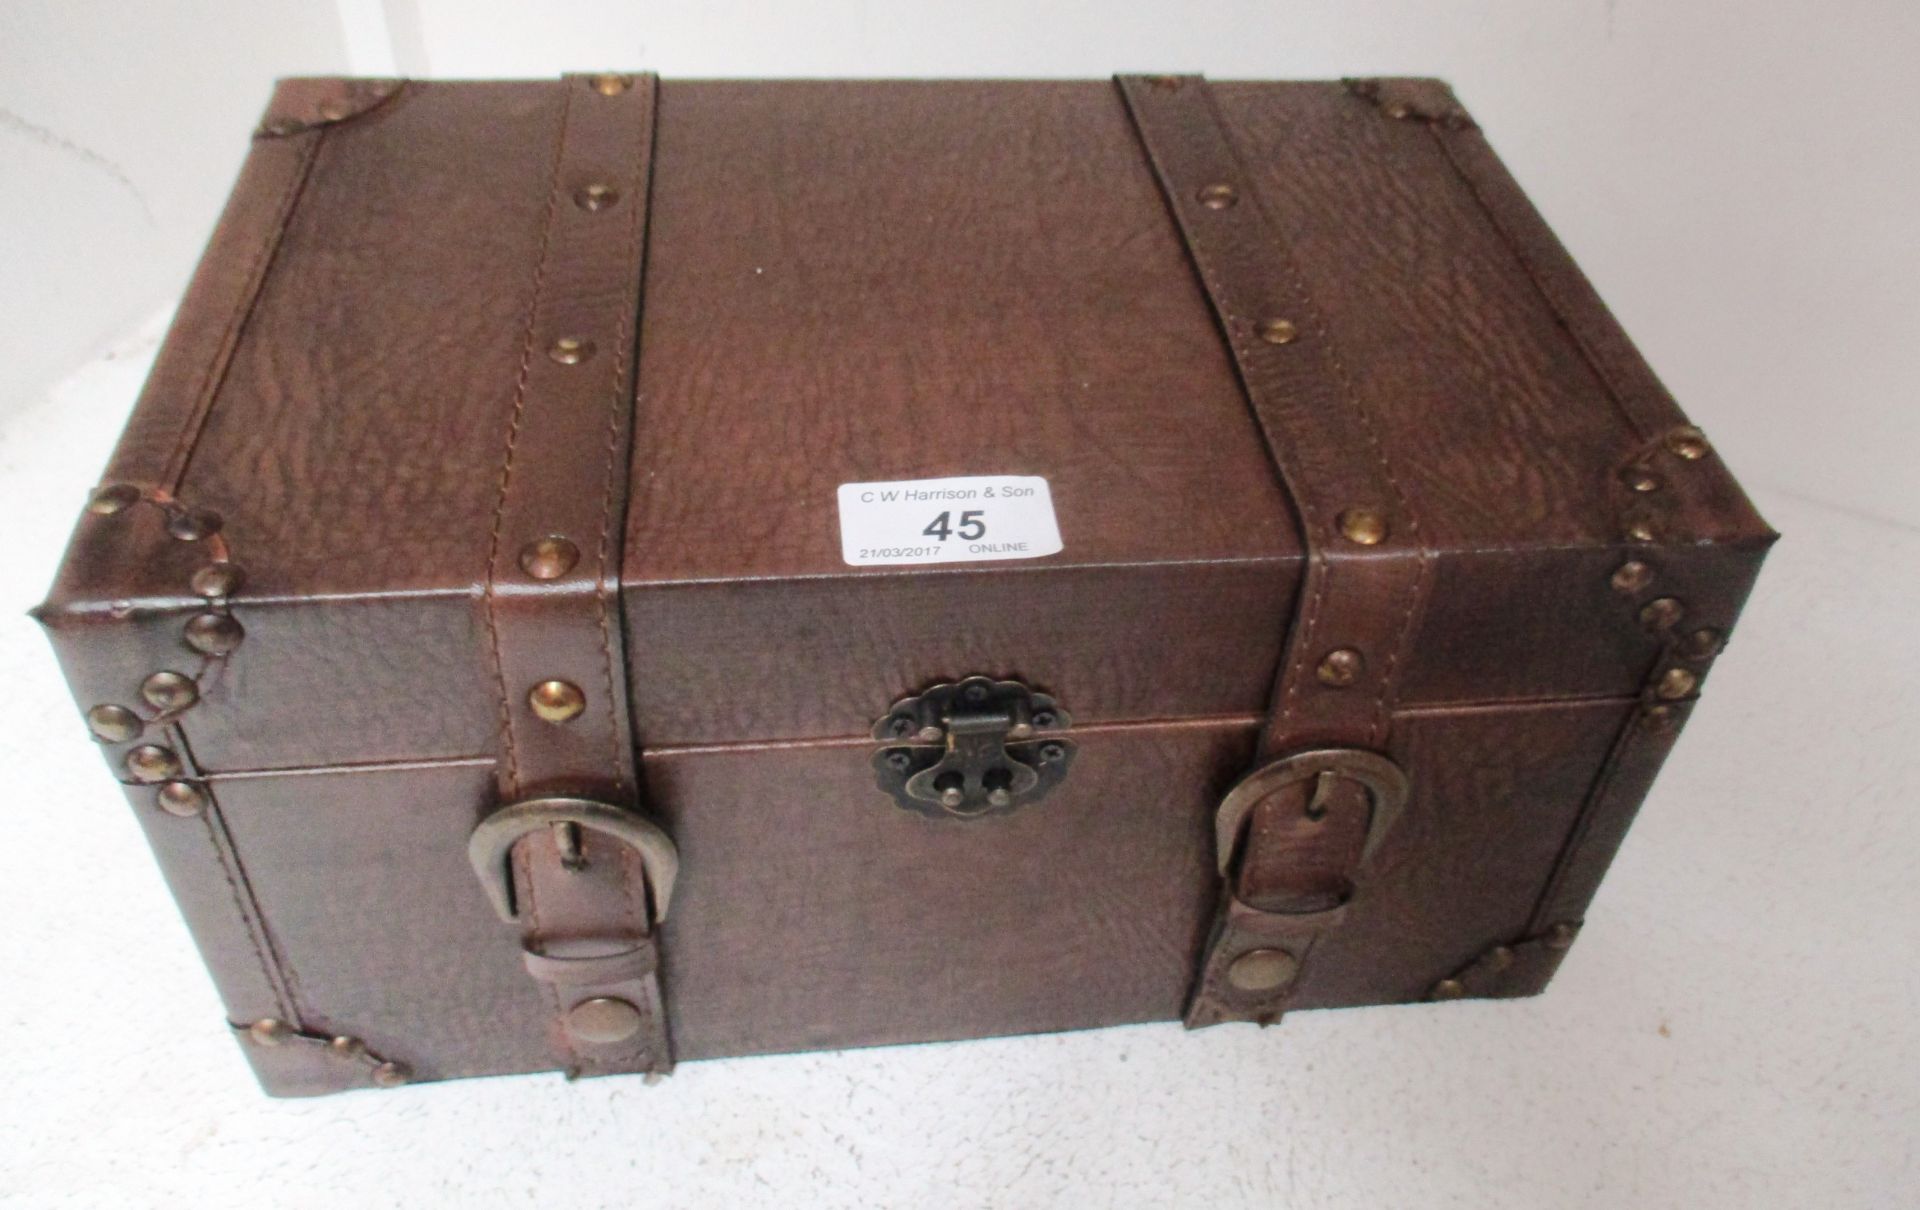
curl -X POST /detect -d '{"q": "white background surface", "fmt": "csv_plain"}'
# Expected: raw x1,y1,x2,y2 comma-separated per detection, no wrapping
2,3,1917,1207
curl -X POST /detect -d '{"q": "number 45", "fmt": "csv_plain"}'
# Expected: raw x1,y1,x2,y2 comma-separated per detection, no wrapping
923,510,985,541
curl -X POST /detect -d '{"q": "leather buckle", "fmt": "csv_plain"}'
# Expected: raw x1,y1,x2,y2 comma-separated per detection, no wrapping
467,796,679,925
1213,747,1410,883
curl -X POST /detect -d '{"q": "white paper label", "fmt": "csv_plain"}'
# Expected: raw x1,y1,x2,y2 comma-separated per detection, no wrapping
837,475,1063,567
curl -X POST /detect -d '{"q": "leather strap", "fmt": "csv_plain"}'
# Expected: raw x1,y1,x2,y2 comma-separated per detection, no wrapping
1116,75,1432,1027
478,72,671,1078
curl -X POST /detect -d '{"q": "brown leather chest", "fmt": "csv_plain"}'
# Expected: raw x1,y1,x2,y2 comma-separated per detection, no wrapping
36,73,1773,1096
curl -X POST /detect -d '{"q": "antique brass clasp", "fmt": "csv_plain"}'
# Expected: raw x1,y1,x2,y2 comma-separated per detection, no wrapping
870,676,1073,819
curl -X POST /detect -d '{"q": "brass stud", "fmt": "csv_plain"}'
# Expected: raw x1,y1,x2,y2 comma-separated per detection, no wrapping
1611,560,1653,593
371,1060,412,1088
1625,470,1663,494
1258,317,1298,345
1656,667,1698,701
262,118,303,137
1226,948,1299,993
329,1035,366,1058
1665,426,1710,461
1385,101,1413,120
528,679,586,723
166,509,222,542
191,561,245,599
141,671,198,712
184,613,244,656
1338,508,1389,545
156,780,207,817
1641,704,1678,733
1316,647,1365,688
567,996,644,1044
939,785,965,810
317,99,350,122
1485,945,1516,972
1680,627,1723,660
1197,182,1238,210
1544,922,1579,950
248,1018,293,1047
589,73,632,96
1430,978,1466,1001
125,744,181,784
547,336,595,365
1639,597,1684,631
85,704,142,744
518,535,580,580
1625,518,1659,543
916,724,943,743
87,484,140,515
574,183,620,211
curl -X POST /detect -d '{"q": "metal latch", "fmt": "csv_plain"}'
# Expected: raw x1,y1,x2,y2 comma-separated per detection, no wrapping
870,676,1074,819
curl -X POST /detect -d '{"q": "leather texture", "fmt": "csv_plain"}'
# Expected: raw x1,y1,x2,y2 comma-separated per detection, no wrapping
34,74,1775,1095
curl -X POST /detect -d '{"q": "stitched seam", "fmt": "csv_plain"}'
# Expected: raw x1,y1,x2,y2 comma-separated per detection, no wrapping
482,84,573,796
198,804,296,1024
1424,123,1657,445
516,842,579,1071
163,133,322,494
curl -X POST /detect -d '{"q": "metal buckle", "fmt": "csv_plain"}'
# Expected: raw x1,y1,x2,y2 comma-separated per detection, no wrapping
870,676,1074,819
1213,748,1410,879
467,796,679,924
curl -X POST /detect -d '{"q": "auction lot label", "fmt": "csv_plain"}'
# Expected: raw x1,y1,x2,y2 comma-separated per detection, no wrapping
836,475,1063,567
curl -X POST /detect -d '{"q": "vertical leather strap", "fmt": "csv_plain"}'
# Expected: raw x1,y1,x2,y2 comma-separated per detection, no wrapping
1116,75,1432,1027
478,72,670,1079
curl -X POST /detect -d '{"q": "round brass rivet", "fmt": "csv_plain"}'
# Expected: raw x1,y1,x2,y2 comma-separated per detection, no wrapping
528,679,586,723
518,536,580,580
88,484,141,515
1681,627,1723,659
166,509,222,543
1258,317,1298,345
329,1035,366,1058
1544,922,1579,950
548,336,595,365
1639,597,1684,631
126,744,181,784
85,704,142,744
1611,560,1653,593
1385,101,1414,119
248,1018,293,1047
190,561,245,599
1197,182,1238,210
1227,948,1299,993
371,1061,412,1088
141,671,199,712
184,613,244,656
1430,978,1466,1001
1626,470,1662,493
1642,703,1677,733
939,786,965,810
1656,667,1698,700
915,725,943,743
318,99,350,122
1666,426,1710,461
1485,945,1516,972
156,780,206,817
1338,508,1389,546
1316,647,1365,688
589,73,632,96
567,996,644,1044
262,118,302,137
575,183,620,211
1626,518,1659,543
